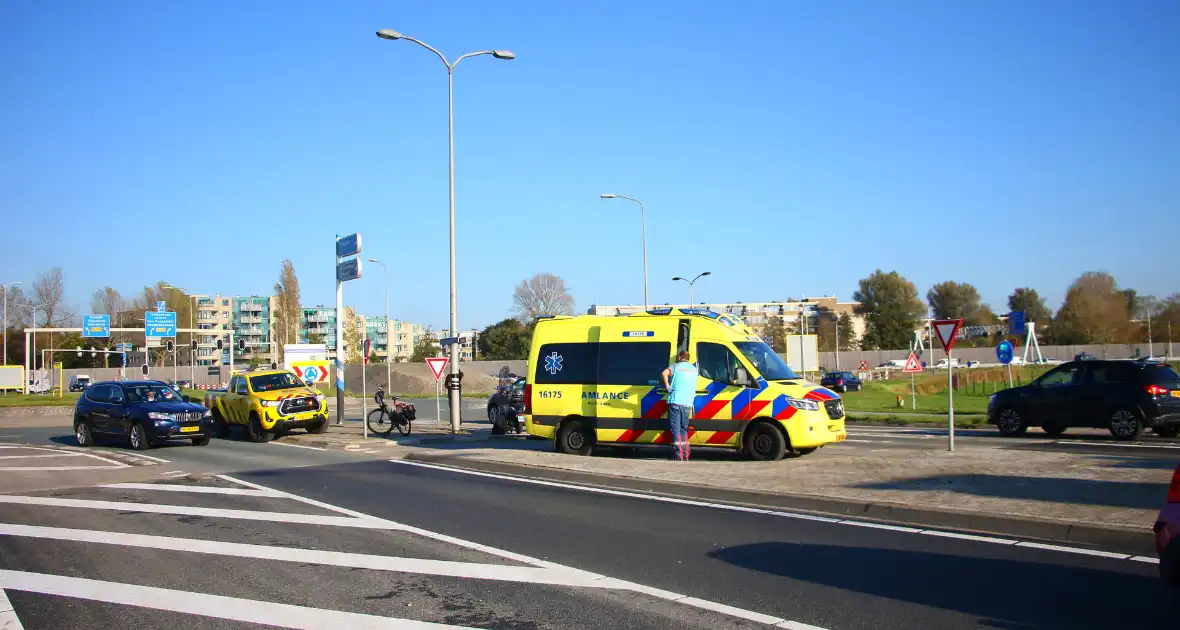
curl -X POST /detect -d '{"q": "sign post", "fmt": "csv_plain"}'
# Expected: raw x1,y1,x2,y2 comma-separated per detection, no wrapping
997,340,1015,388
933,319,964,451
902,351,923,410
335,233,362,426
361,331,369,439
426,357,448,428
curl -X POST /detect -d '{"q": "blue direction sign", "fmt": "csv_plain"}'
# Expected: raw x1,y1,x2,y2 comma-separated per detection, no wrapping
144,311,177,338
997,340,1015,365
156,301,167,313
82,314,110,338
336,258,362,282
336,233,362,258
1008,311,1026,336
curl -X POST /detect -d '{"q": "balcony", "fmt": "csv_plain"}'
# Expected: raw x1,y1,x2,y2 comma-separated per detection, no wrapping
306,315,331,323
239,316,263,324
240,304,263,313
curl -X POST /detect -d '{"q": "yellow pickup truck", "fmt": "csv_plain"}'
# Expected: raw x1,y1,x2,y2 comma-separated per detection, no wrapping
203,369,328,442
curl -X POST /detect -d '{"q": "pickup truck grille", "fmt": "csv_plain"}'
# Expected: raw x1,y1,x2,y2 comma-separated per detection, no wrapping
824,399,845,420
279,397,317,415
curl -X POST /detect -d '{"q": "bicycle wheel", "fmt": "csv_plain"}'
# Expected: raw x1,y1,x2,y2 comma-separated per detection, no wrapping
367,408,394,436
396,411,412,437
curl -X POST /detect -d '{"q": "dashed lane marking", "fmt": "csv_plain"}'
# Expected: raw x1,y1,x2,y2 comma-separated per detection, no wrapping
269,441,326,452
100,482,285,497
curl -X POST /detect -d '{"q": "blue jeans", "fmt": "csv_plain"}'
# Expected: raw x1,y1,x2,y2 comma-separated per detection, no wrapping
668,404,692,460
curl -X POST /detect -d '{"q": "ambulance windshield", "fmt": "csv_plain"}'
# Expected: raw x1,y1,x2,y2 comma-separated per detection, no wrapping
734,342,799,381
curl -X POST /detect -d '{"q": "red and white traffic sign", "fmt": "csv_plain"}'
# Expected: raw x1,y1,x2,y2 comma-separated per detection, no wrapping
933,319,964,352
425,356,449,381
902,352,923,373
858,360,870,371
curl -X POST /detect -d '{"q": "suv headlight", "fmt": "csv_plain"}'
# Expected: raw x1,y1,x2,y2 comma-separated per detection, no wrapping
786,398,820,411
259,400,279,407
147,412,174,421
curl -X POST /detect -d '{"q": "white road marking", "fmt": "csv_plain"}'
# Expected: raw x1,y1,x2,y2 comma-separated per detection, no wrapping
0,522,606,588
220,474,820,628
392,460,1149,565
0,588,25,630
1130,556,1161,564
0,495,397,529
102,450,170,463
1055,440,1180,450
270,441,326,451
99,482,285,497
0,569,472,629
0,464,128,471
159,471,189,478
0,453,86,460
0,446,128,468
841,439,891,443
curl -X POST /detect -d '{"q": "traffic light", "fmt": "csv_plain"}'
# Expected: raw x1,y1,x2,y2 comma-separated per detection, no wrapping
141,364,149,376
166,339,174,353
191,339,198,351
270,362,277,370
216,339,224,351
237,338,246,352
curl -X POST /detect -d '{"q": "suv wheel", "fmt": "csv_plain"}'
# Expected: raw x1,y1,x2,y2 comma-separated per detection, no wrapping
128,422,150,451
996,408,1027,437
74,418,94,447
1109,409,1143,441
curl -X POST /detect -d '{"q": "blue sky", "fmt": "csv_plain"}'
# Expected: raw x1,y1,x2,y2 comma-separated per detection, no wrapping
2,0,1177,330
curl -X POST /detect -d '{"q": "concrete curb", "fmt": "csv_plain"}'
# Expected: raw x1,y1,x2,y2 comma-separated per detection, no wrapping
0,406,73,418
402,452,1155,557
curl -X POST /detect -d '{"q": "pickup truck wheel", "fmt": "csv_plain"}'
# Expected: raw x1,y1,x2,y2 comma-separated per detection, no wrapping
128,422,150,451
212,410,232,439
306,416,328,434
247,413,273,443
191,435,211,446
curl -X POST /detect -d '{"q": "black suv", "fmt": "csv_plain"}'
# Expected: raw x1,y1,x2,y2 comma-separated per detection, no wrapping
74,380,214,450
988,360,1180,440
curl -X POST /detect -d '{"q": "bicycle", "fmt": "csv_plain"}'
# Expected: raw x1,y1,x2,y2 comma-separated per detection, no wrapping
367,386,415,436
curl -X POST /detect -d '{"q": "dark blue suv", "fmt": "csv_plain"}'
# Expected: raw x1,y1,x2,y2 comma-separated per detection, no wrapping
74,380,214,450
820,371,862,393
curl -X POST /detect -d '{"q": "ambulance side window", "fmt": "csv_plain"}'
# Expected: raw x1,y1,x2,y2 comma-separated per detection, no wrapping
676,320,690,356
697,342,743,386
534,343,598,385
598,342,671,386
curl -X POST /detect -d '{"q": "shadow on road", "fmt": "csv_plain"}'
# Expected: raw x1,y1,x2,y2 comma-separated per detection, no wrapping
709,541,1179,629
856,473,1162,509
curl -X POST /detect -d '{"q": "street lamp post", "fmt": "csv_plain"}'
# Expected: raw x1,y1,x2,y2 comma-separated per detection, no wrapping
671,272,711,306
600,194,649,310
368,258,392,394
2,281,22,366
377,28,515,433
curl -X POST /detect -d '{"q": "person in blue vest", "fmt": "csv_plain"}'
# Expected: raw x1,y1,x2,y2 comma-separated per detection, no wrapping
662,351,699,461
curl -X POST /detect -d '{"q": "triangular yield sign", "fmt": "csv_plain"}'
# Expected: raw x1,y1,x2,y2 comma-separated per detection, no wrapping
933,319,964,352
425,356,449,381
903,352,923,373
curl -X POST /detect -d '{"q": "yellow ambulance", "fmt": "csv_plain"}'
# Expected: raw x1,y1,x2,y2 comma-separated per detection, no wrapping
523,308,846,460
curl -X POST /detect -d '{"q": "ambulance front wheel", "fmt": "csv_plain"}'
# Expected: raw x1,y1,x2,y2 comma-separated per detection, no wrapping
743,422,787,461
556,418,595,456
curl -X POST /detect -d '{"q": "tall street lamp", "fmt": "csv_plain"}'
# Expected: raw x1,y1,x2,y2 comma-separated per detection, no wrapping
377,28,515,433
600,194,649,310
368,258,392,393
2,281,22,366
672,272,711,306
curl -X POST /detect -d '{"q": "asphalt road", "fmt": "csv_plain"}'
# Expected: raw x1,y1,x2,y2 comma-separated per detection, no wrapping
1,430,1178,628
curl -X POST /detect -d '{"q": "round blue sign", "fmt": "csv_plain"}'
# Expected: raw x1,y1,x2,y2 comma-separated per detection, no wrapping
996,340,1014,365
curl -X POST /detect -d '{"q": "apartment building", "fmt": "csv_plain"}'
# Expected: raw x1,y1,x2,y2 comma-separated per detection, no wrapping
588,297,866,340
455,329,479,361
195,296,233,366
298,307,425,362
231,296,276,362
299,306,338,357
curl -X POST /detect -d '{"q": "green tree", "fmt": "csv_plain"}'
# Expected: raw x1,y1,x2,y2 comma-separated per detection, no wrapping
1052,272,1132,345
837,312,858,350
272,259,301,362
306,331,326,345
410,328,441,362
1157,294,1180,345
927,281,983,320
759,316,787,353
341,307,363,364
853,270,926,350
477,318,532,360
1007,287,1052,325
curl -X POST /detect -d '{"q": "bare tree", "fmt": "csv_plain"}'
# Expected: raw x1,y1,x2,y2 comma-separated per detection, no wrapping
34,267,70,327
272,260,301,363
512,273,575,322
